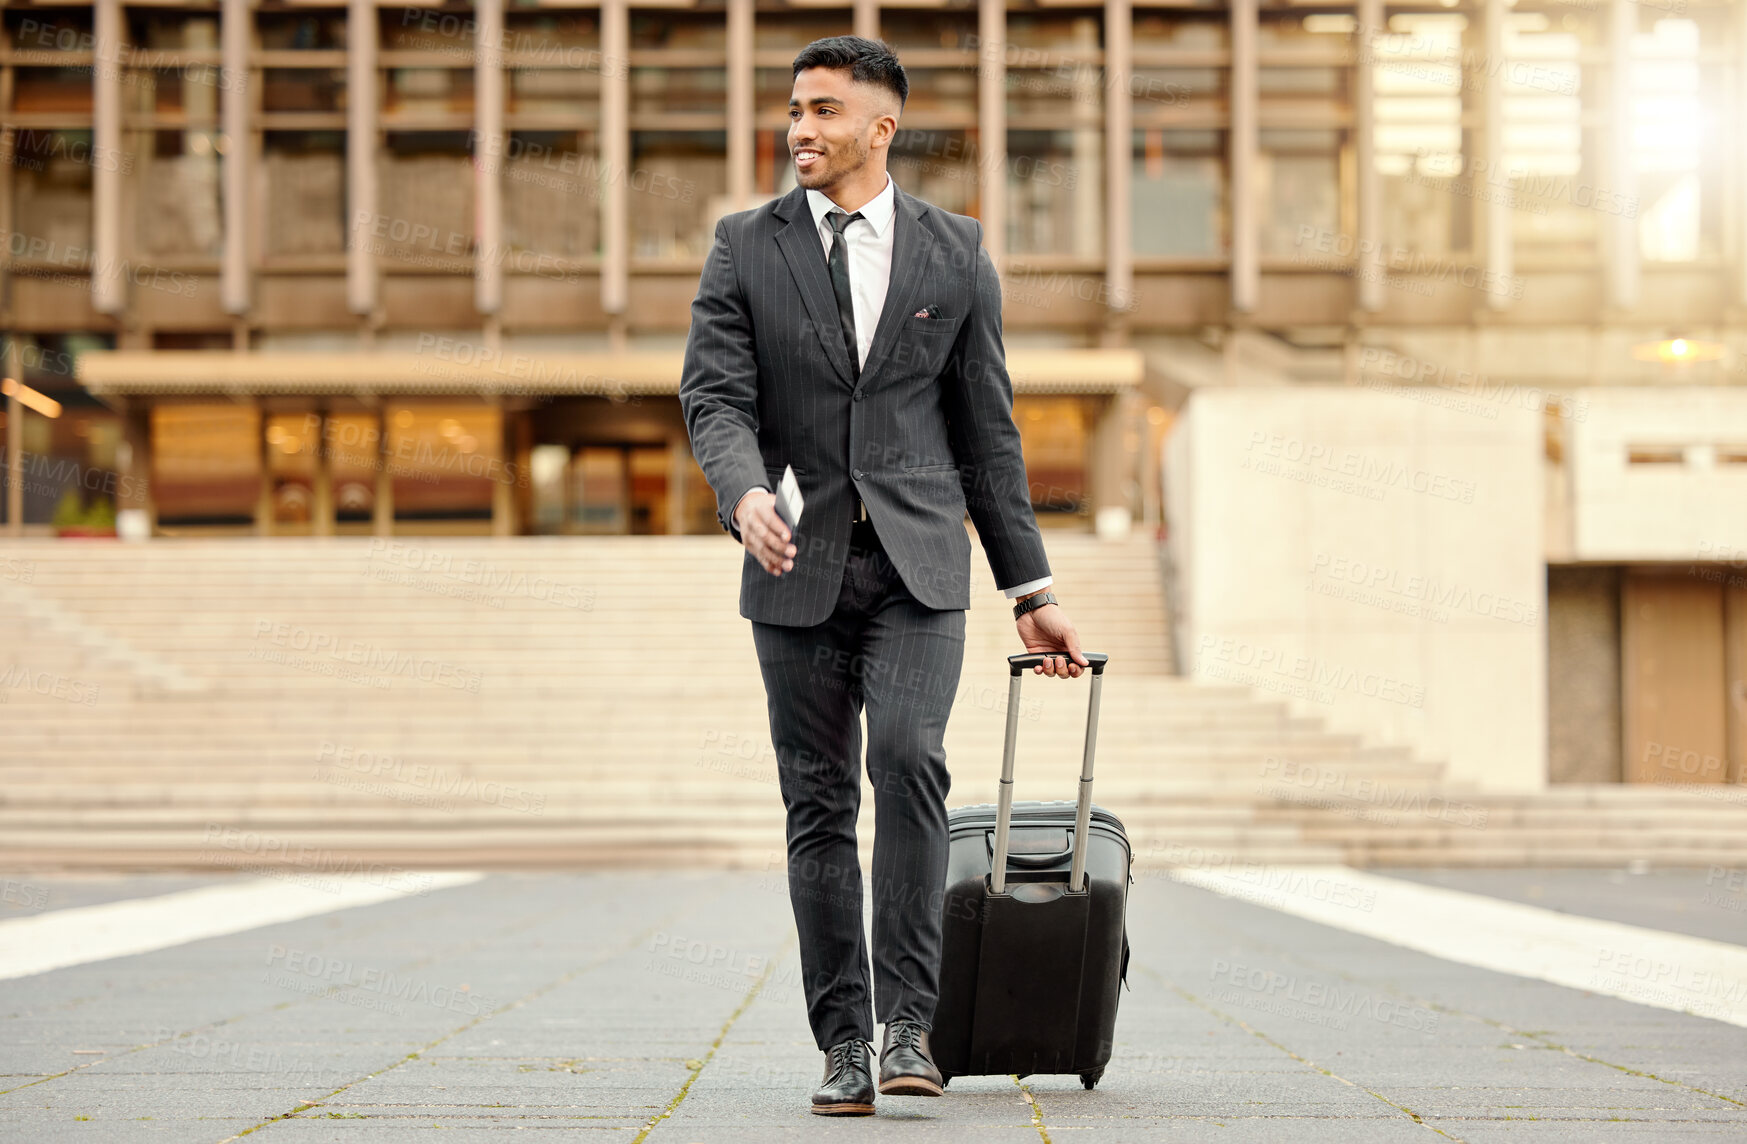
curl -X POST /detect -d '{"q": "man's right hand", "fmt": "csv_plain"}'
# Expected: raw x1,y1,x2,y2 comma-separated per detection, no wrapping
736,492,797,576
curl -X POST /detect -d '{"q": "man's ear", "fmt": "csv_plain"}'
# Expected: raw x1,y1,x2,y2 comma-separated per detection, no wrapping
867,92,901,148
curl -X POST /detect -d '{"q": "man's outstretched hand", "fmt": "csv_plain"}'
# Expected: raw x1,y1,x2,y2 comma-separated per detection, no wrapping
735,491,797,576
1016,599,1087,678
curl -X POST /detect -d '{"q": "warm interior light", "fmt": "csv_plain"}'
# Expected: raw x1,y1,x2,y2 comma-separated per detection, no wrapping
1,377,63,418
1630,337,1723,363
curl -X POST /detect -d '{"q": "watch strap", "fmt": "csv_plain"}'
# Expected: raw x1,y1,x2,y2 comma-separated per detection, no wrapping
1012,591,1058,620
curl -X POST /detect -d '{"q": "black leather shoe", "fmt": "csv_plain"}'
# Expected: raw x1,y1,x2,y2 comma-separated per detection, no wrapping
877,1019,943,1097
811,1038,875,1116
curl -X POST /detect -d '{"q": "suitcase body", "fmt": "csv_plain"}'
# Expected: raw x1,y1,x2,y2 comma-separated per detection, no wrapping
930,653,1131,1090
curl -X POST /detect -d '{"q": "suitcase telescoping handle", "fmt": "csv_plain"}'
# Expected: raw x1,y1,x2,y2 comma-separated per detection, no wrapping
991,652,1108,896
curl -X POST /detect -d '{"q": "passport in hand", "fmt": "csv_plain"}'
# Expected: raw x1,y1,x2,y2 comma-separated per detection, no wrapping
774,464,804,531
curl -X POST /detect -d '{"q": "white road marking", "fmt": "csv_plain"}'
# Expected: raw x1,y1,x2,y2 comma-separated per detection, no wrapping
0,872,484,981
1170,865,1747,1028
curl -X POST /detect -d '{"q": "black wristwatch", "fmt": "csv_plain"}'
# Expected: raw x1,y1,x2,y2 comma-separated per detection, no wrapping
1012,591,1057,620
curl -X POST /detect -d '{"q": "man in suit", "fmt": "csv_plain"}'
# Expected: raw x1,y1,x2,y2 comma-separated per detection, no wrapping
679,35,1088,1116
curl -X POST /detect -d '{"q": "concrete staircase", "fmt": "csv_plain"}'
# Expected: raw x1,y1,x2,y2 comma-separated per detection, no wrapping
2,534,1745,871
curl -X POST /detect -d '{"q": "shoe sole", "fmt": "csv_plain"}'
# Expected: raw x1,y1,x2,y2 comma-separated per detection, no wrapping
811,1102,876,1116
878,1076,943,1097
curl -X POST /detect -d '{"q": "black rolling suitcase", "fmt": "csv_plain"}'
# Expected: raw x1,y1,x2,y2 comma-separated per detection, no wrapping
931,652,1131,1090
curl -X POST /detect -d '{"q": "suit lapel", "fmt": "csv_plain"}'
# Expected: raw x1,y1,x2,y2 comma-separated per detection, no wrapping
771,180,937,394
773,184,856,390
855,185,934,396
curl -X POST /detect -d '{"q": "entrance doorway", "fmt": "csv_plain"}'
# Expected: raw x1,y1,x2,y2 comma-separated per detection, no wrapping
1621,569,1747,783
529,442,671,536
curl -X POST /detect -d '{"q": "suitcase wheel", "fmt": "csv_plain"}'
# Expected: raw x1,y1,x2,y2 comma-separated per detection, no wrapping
1079,1067,1103,1090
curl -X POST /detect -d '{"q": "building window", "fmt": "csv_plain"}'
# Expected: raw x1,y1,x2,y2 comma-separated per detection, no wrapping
1006,13,1103,258
387,403,500,524
1501,9,1595,268
1373,12,1473,260
1132,11,1229,260
264,132,347,260
1133,129,1227,258
629,130,726,260
151,404,262,527
12,131,96,255
1015,395,1088,517
888,128,977,217
376,132,477,267
1630,14,1722,264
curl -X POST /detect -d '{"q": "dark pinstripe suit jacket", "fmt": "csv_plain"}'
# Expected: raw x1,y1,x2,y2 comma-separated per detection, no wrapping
679,180,1051,627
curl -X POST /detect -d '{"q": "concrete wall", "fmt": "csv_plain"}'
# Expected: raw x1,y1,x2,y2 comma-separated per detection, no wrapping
1163,389,1545,792
1570,388,1747,562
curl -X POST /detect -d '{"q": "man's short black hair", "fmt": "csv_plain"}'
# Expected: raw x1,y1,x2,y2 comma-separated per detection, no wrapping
791,36,908,111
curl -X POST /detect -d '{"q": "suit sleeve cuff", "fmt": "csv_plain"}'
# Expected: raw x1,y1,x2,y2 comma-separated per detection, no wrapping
1001,575,1053,600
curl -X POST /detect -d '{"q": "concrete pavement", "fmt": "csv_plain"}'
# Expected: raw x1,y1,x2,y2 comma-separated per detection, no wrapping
1,868,1743,1142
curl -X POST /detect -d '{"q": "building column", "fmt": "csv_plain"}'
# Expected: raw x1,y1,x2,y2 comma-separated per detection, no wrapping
1104,0,1133,318
1070,17,1102,262
1229,0,1257,313
668,436,690,535
490,400,514,537
1355,0,1383,314
1482,0,1512,312
0,73,14,277
373,405,393,537
977,0,1006,266
93,0,124,315
601,0,629,322
1739,1,1747,306
1086,394,1132,530
1606,0,1638,311
347,0,378,317
221,0,250,316
475,0,504,316
118,399,154,533
255,401,273,536
312,410,334,537
727,0,754,212
4,338,21,536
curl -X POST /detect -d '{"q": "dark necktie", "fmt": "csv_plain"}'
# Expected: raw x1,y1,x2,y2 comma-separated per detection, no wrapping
826,209,865,379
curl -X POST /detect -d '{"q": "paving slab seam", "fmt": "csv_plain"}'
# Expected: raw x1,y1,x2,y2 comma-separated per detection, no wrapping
1145,966,1469,1142
1014,1076,1053,1143
634,932,795,1143
1175,899,1747,1114
0,874,605,1100
212,886,719,1142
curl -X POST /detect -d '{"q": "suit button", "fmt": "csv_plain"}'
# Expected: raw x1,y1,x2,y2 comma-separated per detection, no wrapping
853,389,864,401
852,469,865,481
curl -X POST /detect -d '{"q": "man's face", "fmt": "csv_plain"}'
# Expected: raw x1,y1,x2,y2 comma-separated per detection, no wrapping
788,67,894,191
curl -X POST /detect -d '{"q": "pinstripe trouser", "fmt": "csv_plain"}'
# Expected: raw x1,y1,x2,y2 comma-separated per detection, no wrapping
750,516,967,1051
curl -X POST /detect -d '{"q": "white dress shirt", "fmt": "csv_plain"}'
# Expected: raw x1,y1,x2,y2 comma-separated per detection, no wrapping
732,173,1052,601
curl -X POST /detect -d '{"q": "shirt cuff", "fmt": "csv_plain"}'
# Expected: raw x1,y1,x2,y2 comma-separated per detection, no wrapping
1001,575,1053,600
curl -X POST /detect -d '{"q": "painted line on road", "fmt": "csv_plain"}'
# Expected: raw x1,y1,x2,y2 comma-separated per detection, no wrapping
0,872,484,981
1170,865,1747,1028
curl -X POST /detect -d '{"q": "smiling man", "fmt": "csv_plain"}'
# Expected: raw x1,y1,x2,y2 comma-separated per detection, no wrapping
678,36,1088,1117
